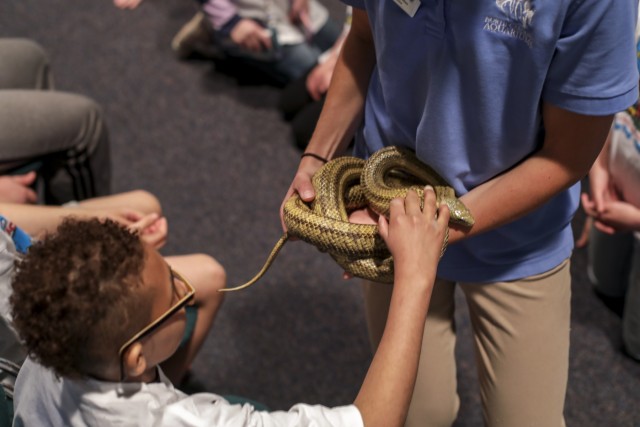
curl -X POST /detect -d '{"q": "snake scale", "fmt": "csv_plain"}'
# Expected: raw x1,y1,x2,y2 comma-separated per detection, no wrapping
221,146,474,292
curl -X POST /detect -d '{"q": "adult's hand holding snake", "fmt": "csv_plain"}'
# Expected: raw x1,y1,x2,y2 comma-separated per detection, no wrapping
219,146,471,292
279,154,327,236
280,153,379,280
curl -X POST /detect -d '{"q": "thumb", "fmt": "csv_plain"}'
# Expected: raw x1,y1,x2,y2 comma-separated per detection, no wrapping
297,179,316,202
378,214,389,242
13,171,37,185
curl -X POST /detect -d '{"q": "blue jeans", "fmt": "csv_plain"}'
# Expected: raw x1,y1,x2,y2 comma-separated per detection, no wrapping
219,18,342,85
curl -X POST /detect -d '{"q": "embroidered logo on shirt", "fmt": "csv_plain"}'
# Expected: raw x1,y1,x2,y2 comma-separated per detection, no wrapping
496,0,534,28
484,0,535,47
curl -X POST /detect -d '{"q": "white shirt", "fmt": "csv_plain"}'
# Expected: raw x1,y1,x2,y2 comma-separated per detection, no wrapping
0,225,17,327
608,110,640,241
609,111,640,209
13,358,364,427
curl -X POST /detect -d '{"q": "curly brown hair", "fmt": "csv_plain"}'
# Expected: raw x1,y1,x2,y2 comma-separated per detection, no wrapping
10,218,150,379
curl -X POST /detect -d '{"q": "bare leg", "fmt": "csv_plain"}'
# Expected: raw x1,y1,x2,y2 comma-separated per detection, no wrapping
161,254,226,384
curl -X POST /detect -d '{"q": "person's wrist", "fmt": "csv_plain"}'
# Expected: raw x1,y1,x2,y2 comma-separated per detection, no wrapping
300,152,329,163
219,14,242,39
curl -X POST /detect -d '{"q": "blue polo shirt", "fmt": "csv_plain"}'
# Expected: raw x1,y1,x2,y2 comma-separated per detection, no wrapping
342,0,639,282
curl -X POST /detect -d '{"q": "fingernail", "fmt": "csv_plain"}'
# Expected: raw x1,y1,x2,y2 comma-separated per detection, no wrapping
425,185,434,191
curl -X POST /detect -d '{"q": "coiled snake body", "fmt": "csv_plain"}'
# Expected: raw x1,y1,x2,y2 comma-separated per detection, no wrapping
222,146,474,292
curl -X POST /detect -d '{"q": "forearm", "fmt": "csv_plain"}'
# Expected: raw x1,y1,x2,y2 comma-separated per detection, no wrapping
353,188,445,427
304,9,376,160
450,103,613,243
354,274,432,427
0,203,92,237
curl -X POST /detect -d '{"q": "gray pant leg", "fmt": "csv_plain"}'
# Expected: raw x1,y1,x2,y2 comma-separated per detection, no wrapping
623,237,640,359
0,91,111,203
587,227,633,297
0,38,52,90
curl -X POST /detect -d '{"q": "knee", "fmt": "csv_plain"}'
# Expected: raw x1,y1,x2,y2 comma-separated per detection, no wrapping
11,39,48,66
75,95,104,125
62,94,107,149
192,253,227,295
0,39,51,89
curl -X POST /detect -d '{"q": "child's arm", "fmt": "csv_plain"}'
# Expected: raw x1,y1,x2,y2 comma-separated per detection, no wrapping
0,202,167,247
585,200,640,233
581,129,619,234
582,128,640,233
353,186,449,427
0,203,103,236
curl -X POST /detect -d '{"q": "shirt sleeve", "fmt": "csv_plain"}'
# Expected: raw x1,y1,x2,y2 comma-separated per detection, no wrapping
202,0,240,31
543,0,639,115
0,224,17,326
160,394,364,427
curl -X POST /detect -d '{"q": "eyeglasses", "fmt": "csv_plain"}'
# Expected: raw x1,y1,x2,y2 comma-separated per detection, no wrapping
118,266,195,381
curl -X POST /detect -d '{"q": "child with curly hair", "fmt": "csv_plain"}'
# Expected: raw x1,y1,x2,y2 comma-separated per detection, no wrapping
10,187,448,427
0,190,226,384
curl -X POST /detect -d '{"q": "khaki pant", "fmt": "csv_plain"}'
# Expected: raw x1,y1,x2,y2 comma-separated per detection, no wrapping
362,259,571,427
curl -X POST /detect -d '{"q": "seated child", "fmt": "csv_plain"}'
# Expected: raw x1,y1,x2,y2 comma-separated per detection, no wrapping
580,23,640,361
0,191,226,383
10,187,449,426
581,108,640,361
115,0,342,86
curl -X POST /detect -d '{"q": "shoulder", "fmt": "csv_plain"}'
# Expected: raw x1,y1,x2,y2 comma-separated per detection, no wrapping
13,358,67,425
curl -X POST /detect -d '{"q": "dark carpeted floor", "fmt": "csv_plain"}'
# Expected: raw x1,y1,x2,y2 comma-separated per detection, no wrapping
1,1,639,425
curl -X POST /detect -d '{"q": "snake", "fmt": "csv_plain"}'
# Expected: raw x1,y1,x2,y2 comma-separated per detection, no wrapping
221,146,474,292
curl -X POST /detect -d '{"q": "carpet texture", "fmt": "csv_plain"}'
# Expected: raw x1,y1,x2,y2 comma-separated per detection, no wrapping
1,1,638,425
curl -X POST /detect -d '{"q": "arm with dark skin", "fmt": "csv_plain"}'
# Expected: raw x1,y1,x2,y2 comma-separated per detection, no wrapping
281,6,613,246
450,104,613,242
0,192,168,247
354,187,449,427
347,104,613,237
280,8,376,225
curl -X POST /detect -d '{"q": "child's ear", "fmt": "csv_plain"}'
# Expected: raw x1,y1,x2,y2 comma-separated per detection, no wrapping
122,342,147,379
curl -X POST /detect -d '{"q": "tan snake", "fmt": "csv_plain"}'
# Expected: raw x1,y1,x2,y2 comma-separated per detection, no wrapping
221,146,474,292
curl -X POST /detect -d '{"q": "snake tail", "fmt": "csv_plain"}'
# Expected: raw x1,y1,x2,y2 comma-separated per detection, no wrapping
220,234,290,292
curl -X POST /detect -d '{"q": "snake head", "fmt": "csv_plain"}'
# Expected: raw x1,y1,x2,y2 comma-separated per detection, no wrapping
434,186,475,227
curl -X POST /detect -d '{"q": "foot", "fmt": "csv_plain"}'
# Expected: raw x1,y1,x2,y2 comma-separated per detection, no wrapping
171,12,222,60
